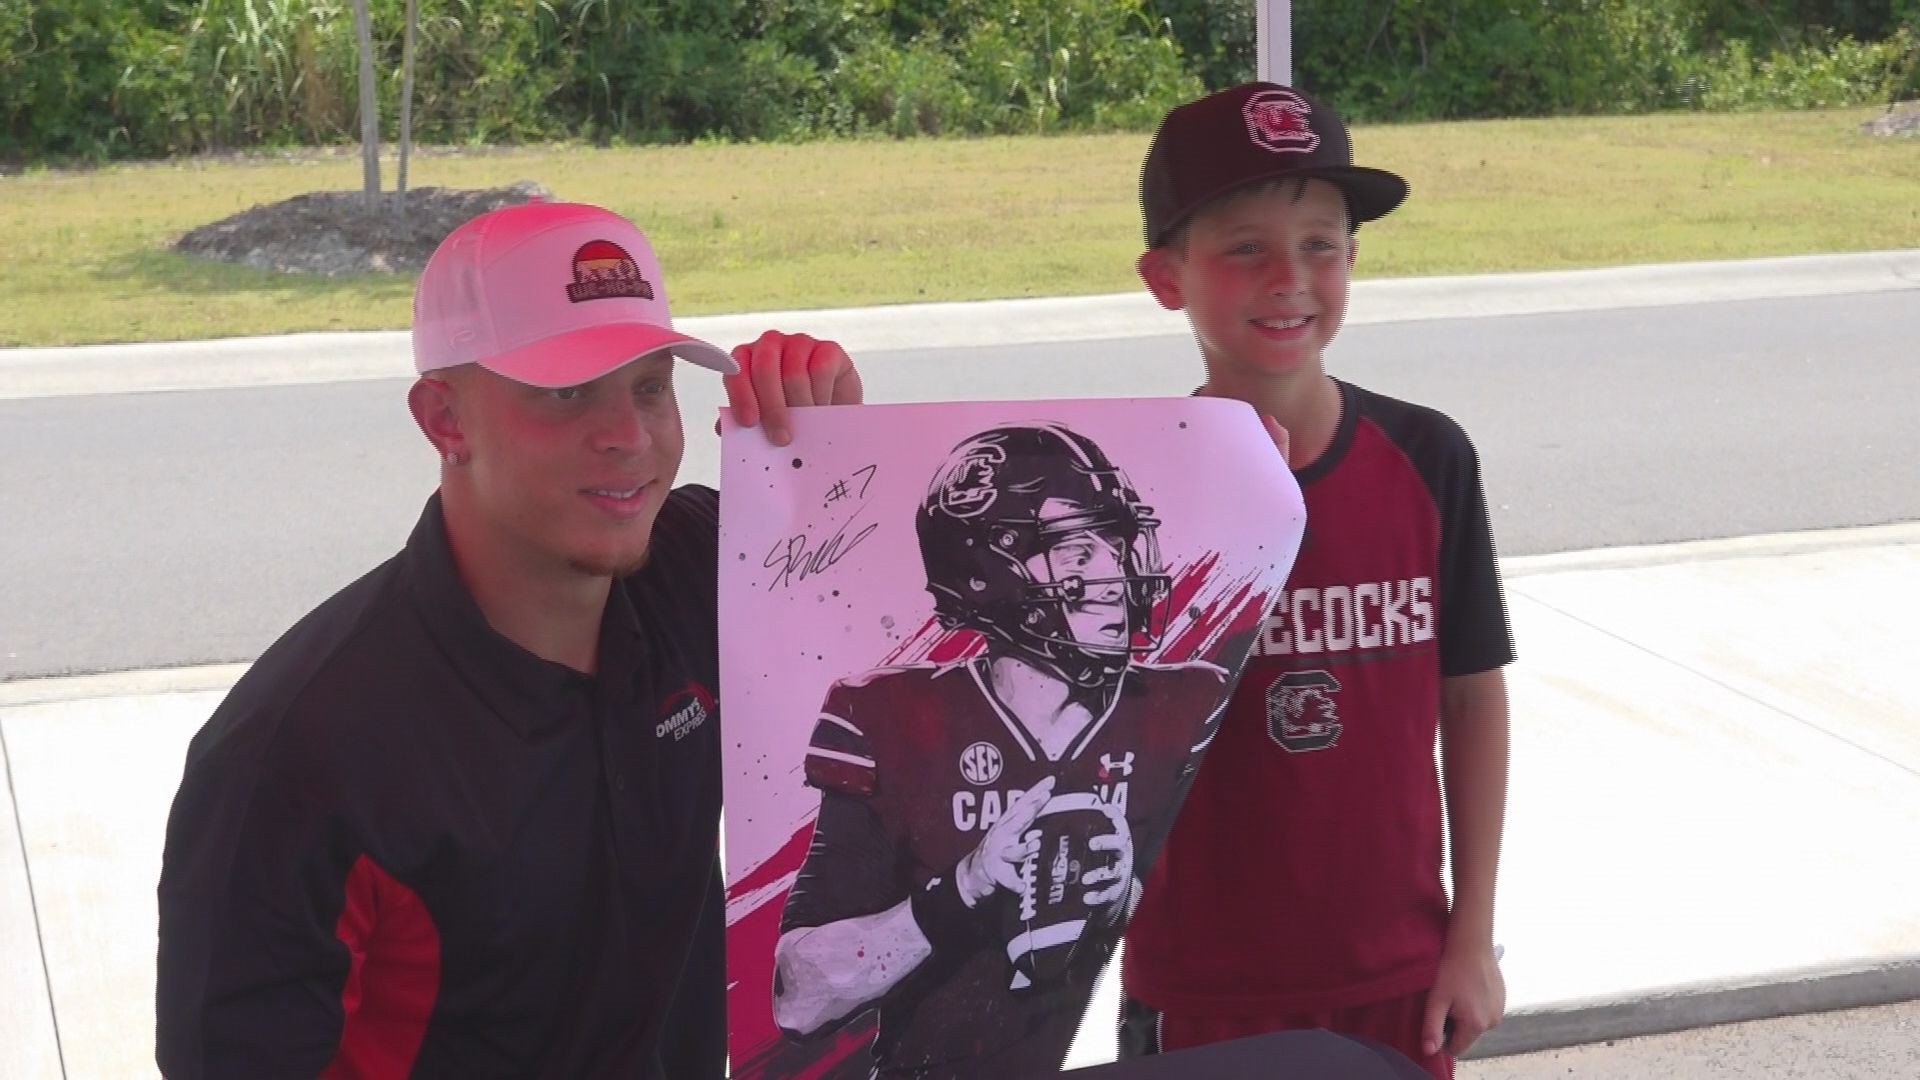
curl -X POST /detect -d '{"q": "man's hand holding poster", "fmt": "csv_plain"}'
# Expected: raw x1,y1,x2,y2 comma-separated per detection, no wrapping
719,399,1306,1078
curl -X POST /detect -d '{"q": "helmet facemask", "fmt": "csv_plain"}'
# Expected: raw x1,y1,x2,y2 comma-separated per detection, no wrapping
987,498,1171,689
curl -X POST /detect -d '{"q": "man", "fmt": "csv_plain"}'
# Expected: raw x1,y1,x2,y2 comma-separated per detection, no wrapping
155,199,860,1078
767,423,1231,1078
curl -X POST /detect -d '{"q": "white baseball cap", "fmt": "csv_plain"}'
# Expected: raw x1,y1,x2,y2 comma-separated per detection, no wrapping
412,199,737,386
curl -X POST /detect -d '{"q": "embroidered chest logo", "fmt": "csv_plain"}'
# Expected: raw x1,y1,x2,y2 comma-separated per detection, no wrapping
656,682,714,741
1243,88,1319,155
1268,669,1343,752
959,740,1004,786
567,240,655,303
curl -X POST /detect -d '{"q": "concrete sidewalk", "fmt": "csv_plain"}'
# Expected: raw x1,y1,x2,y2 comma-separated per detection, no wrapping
4,523,1917,1078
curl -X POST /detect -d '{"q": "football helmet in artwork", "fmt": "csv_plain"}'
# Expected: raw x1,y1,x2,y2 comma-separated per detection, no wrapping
918,423,1172,689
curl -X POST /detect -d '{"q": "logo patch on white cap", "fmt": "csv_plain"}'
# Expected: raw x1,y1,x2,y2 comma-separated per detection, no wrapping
1243,89,1319,155
566,240,655,303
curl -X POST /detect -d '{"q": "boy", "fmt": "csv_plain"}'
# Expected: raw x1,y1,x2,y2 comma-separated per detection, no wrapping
1117,83,1515,1079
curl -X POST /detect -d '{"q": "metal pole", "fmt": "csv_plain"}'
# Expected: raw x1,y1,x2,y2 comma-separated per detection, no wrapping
352,0,380,211
1255,0,1293,86
398,0,416,203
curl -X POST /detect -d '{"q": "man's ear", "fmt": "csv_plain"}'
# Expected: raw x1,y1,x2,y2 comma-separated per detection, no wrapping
1137,248,1185,312
408,376,467,464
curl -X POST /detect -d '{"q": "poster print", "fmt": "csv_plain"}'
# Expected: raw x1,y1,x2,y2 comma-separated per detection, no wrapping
719,399,1305,1078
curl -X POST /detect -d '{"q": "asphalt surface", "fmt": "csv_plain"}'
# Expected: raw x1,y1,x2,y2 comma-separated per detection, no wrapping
1462,999,1920,1079
2,289,1917,679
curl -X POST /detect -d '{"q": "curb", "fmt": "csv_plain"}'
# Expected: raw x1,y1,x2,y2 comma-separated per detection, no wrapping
1498,520,1920,578
1464,954,1920,1059
0,662,248,707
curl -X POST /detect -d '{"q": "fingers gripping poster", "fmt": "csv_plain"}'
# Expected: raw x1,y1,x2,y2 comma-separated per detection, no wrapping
719,399,1306,1078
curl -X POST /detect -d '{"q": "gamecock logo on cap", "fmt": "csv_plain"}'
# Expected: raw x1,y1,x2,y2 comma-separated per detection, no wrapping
1243,88,1319,155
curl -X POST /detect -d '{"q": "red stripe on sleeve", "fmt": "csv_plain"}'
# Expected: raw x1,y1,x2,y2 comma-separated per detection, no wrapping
322,854,441,1079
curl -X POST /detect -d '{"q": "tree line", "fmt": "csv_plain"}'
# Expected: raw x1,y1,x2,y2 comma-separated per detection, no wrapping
3,0,1916,161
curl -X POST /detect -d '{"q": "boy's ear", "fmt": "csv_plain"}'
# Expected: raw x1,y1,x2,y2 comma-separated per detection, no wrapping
1137,248,1185,312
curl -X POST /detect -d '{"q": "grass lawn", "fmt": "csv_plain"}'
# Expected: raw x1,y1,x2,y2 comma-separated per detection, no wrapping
2,107,1916,347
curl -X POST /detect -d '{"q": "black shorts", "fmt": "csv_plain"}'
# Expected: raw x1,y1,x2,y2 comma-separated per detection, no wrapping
1116,995,1165,1058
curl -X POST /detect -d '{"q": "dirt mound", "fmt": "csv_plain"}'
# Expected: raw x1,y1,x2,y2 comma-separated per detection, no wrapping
1860,103,1920,137
172,180,552,276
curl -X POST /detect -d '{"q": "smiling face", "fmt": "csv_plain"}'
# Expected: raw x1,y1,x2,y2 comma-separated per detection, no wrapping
430,353,684,580
1139,177,1356,383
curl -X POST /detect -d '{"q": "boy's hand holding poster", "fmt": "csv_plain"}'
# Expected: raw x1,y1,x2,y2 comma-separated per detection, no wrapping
718,399,1306,1078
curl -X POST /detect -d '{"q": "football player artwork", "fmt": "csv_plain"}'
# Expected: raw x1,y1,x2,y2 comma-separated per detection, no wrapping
719,399,1306,1078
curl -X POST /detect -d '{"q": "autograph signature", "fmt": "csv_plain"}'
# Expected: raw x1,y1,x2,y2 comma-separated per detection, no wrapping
766,464,883,592
765,512,878,592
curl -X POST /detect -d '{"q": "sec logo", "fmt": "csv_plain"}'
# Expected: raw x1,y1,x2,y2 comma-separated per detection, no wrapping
959,741,1004,786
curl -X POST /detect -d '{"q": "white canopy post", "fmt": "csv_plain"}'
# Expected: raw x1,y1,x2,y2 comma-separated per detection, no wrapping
1255,0,1293,86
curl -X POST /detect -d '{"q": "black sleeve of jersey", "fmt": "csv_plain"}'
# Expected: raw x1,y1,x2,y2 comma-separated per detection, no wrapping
1434,429,1517,676
156,722,354,1077
779,790,906,932
1359,387,1516,677
656,854,728,1079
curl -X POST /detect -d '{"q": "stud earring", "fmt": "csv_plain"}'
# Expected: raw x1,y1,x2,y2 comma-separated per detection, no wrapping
444,451,463,466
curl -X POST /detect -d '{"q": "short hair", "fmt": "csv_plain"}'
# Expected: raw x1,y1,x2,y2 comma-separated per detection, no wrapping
1156,177,1357,254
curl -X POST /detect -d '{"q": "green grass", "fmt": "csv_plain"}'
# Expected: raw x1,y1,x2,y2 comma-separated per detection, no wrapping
2,108,1917,346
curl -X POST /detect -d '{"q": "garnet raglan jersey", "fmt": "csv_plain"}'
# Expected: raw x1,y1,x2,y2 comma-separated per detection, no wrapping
1124,380,1515,1014
780,657,1228,1076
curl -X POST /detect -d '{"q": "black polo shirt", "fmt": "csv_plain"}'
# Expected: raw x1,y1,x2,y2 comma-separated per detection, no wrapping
157,487,725,1079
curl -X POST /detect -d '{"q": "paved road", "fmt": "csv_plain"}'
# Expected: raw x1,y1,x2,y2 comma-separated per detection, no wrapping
3,290,1917,679
1463,999,1920,1079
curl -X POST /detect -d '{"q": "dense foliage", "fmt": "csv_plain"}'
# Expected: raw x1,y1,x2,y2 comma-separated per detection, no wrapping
4,0,1916,159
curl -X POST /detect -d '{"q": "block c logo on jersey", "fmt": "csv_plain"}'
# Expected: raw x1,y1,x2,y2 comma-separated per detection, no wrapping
1267,670,1343,752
